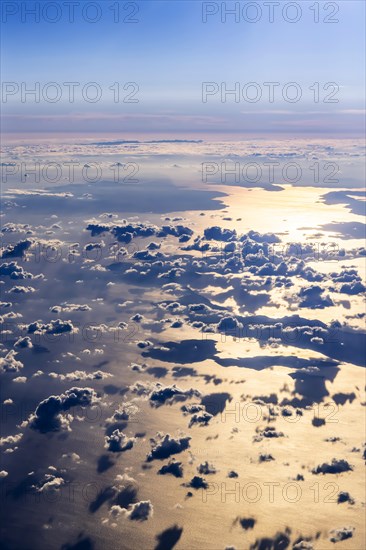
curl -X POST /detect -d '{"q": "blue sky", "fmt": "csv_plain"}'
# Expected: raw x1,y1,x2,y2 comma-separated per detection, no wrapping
1,0,365,134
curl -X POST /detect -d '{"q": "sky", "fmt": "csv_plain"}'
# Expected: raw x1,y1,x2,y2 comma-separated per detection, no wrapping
1,4,366,550
1,0,365,134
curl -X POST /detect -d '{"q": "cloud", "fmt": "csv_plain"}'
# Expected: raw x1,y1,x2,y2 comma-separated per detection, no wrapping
61,452,81,464
106,402,139,424
158,225,193,238
147,433,191,461
14,336,33,348
0,261,35,279
234,517,256,530
110,500,153,521
312,459,353,475
329,527,354,543
27,319,77,335
259,453,275,463
0,350,24,372
5,188,73,198
86,220,159,245
197,462,216,475
332,269,362,283
188,411,213,428
7,285,36,294
217,316,242,333
50,303,92,313
34,472,65,493
254,426,285,442
137,340,153,349
129,380,154,396
104,430,135,453
337,491,354,504
149,383,201,407
13,376,27,383
130,313,144,323
28,387,100,433
0,433,23,447
204,227,237,241
181,403,205,415
184,476,208,489
158,459,184,478
1,240,32,259
48,370,112,382
340,281,366,295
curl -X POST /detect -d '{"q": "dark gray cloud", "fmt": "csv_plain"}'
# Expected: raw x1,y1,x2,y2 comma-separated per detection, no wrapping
259,453,275,463
147,433,191,461
312,459,353,475
204,226,237,241
329,527,354,543
337,491,355,505
234,517,256,531
1,239,32,259
149,383,201,407
28,387,99,433
158,460,184,478
110,500,153,521
0,261,35,279
184,476,208,489
104,430,135,453
188,411,213,428
27,319,76,335
197,462,216,475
